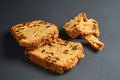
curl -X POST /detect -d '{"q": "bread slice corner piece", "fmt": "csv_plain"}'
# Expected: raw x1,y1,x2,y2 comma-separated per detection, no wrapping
63,12,100,38
85,35,104,50
25,38,84,74
11,20,59,48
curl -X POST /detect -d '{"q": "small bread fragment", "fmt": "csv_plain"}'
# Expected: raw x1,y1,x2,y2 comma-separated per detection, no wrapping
63,13,100,38
85,35,104,50
11,20,59,48
25,38,84,74
63,13,104,50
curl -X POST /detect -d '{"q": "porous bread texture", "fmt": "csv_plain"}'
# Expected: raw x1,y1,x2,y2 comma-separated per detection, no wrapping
25,38,84,74
11,20,59,48
85,35,104,50
63,13,100,38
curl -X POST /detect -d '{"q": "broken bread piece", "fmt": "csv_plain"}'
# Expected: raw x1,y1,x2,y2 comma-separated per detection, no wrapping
85,35,104,50
63,12,104,50
11,20,59,48
63,13,100,38
25,38,84,74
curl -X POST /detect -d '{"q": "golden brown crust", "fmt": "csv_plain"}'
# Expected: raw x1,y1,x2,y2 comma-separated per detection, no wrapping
25,38,84,74
85,35,104,50
11,20,59,48
63,13,100,38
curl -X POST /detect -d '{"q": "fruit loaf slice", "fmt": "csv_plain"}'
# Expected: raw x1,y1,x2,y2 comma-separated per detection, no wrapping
11,20,59,48
25,38,84,74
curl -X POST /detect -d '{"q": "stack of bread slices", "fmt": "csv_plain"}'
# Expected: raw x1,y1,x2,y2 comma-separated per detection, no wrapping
11,19,84,74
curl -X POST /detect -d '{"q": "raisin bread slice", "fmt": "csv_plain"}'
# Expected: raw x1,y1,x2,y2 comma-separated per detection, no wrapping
11,20,59,48
63,13,100,38
85,35,104,50
25,38,84,74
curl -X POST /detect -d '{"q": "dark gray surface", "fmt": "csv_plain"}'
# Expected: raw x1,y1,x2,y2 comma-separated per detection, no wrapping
0,0,120,80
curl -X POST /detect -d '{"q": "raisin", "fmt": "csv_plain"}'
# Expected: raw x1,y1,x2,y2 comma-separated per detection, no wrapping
16,26,21,28
64,41,69,44
59,41,69,46
41,49,45,53
77,20,80,22
52,41,55,44
55,57,60,60
33,24,37,26
92,21,97,24
60,43,66,46
19,28,24,30
37,24,40,26
52,57,60,63
72,45,78,50
63,67,67,71
72,24,76,27
39,21,47,24
46,26,50,28
52,60,57,63
82,13,87,22
47,43,52,46
18,34,27,40
50,52,54,56
15,30,19,32
45,56,51,60
92,24,97,30
63,50,69,54
83,18,87,22
16,24,23,28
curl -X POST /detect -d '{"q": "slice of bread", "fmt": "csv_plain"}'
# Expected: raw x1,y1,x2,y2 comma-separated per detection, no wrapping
85,35,104,50
25,38,84,74
63,13,100,38
11,20,59,48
